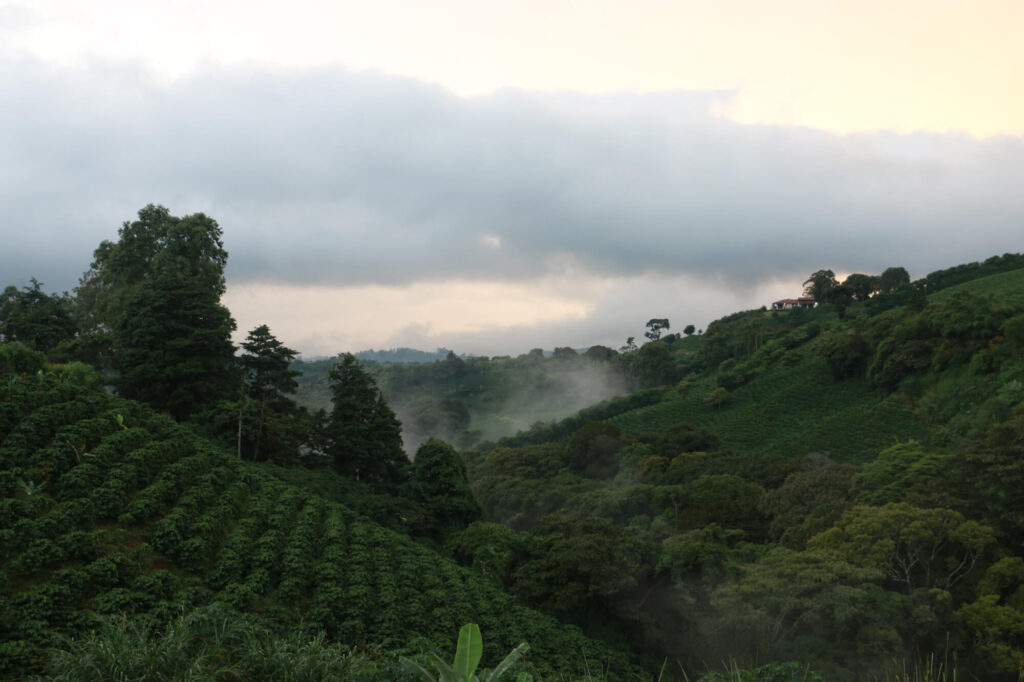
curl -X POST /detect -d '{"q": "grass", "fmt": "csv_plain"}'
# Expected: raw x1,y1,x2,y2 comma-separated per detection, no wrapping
27,607,385,682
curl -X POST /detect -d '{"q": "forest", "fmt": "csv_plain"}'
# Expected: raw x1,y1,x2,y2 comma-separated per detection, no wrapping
2,205,1024,680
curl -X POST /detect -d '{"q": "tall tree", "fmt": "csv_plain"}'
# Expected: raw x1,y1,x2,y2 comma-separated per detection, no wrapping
843,273,877,301
239,324,301,461
803,269,838,302
879,266,911,294
78,205,228,332
405,438,483,542
116,264,236,421
645,318,670,342
0,279,76,350
326,353,408,485
94,206,237,421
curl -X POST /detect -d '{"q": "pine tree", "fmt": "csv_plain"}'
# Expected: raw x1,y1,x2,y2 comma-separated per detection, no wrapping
238,325,300,461
326,353,408,485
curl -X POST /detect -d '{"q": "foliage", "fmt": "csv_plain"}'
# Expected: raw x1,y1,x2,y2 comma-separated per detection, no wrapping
696,661,824,682
621,341,678,388
101,206,237,420
232,324,304,462
918,252,1024,295
956,558,1024,675
326,353,409,486
565,422,622,479
645,319,670,343
1,341,46,377
851,442,956,508
817,331,871,380
116,263,237,420
807,503,995,593
0,280,76,352
405,439,483,543
758,455,859,545
0,375,638,680
710,547,899,679
7,249,1024,680
704,387,729,409
30,606,383,682
803,270,838,302
400,623,531,682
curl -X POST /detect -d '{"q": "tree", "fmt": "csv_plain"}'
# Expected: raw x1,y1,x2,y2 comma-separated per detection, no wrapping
326,353,408,485
807,503,995,593
803,269,838,302
759,458,859,543
710,547,900,676
843,273,877,301
78,204,228,332
683,324,696,336
552,346,578,360
627,340,675,388
645,318,670,342
405,439,483,541
818,330,871,379
620,336,637,353
566,422,622,478
109,208,237,421
704,387,729,409
116,265,237,421
511,516,653,613
238,325,301,462
0,279,76,351
583,345,616,362
879,266,911,294
957,558,1024,675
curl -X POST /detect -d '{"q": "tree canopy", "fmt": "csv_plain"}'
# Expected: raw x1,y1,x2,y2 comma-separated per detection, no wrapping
803,269,838,302
326,353,409,486
106,207,237,420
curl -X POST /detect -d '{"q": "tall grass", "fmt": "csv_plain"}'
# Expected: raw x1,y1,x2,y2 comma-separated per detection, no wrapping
29,606,385,682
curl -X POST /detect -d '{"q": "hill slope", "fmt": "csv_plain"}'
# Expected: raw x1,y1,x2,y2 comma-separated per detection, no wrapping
0,374,635,678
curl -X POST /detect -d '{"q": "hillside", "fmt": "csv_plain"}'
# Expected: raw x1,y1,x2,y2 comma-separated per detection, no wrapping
5,250,1024,681
459,263,1024,679
0,371,635,679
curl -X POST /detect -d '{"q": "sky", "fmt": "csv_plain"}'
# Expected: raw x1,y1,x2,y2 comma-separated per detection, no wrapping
2,0,1022,356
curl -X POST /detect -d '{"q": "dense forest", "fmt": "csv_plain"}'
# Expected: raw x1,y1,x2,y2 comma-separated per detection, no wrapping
3,205,1024,680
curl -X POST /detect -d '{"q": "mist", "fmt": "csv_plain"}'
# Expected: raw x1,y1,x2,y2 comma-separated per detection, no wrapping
381,354,634,455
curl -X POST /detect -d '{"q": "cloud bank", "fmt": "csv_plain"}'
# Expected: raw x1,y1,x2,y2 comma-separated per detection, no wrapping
5,59,1023,287
2,58,1022,353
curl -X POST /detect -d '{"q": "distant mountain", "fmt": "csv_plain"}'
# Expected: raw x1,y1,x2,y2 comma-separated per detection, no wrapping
354,347,452,364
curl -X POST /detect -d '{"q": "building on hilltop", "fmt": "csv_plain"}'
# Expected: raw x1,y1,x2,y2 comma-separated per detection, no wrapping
771,297,817,310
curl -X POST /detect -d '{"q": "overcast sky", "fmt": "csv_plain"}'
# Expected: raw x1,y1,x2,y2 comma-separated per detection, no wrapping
2,1,1022,356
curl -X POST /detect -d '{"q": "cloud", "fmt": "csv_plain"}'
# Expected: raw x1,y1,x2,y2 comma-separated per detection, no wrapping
1,57,1022,304
223,273,797,357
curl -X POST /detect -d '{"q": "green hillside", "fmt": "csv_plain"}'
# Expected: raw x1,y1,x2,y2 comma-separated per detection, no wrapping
931,264,1024,305
609,357,935,463
461,261,1024,680
499,264,1024,463
0,373,634,679
5,225,1024,681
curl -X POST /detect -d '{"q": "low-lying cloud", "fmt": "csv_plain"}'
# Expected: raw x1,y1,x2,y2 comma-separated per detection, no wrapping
3,57,1022,300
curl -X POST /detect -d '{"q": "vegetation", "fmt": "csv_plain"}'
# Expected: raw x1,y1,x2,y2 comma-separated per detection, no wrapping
3,205,1024,679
